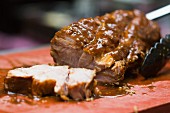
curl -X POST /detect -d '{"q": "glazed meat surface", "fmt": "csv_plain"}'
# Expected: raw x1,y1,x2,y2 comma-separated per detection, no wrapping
51,9,160,84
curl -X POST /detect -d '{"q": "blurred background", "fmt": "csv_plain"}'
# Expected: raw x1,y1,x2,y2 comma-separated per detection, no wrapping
0,0,170,52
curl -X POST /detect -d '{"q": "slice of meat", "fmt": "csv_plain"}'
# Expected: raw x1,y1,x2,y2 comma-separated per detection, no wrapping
32,66,69,96
60,68,96,101
4,65,50,95
4,65,96,101
51,9,160,84
4,65,69,97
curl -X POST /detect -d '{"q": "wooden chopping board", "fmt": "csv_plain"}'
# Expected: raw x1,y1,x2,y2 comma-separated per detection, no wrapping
0,47,170,113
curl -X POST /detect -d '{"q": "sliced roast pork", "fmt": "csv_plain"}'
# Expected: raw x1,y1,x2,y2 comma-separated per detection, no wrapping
4,65,69,96
51,9,160,84
60,68,96,101
4,65,96,100
32,65,69,96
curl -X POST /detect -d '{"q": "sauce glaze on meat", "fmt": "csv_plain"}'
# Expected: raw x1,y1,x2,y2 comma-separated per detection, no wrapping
51,9,160,84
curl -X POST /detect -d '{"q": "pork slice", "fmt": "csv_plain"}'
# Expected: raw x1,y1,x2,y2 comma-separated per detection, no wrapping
32,66,69,96
60,68,96,101
4,65,51,95
4,65,69,97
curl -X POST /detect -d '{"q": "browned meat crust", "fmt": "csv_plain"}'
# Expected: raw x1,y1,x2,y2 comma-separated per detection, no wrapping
51,9,160,84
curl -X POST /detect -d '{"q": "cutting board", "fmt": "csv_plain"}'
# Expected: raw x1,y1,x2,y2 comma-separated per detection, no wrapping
0,47,170,113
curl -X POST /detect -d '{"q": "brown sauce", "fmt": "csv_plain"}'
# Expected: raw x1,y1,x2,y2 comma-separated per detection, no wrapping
94,84,130,98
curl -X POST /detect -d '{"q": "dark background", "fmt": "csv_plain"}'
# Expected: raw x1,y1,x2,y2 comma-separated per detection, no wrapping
0,0,170,51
